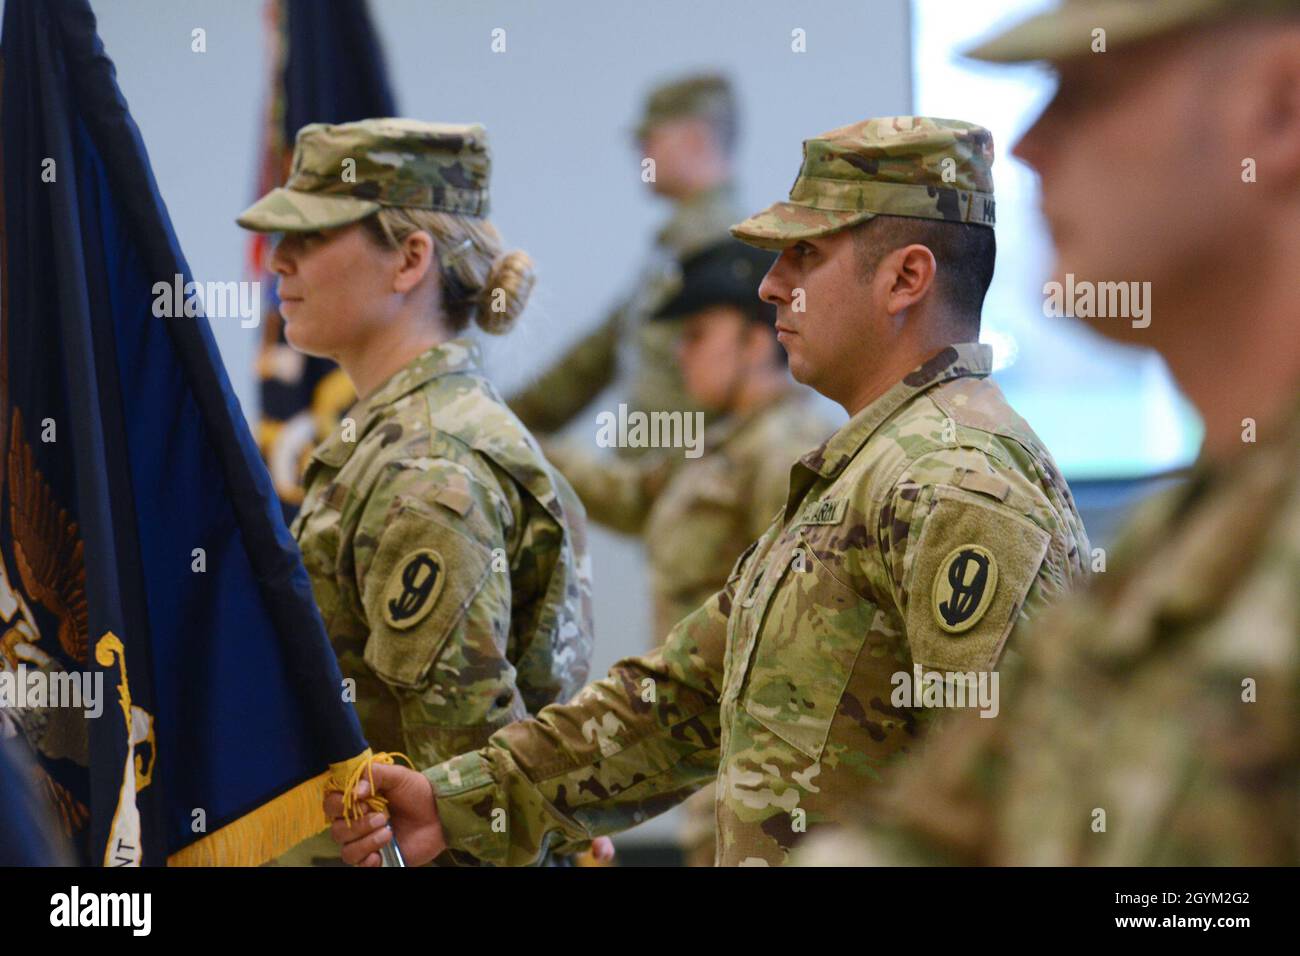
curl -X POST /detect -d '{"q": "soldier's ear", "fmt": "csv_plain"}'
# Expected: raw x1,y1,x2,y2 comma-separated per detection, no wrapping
393,230,435,294
884,244,938,318
1254,31,1300,187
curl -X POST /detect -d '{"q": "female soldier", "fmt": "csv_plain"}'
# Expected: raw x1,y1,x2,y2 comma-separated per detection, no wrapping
237,118,594,863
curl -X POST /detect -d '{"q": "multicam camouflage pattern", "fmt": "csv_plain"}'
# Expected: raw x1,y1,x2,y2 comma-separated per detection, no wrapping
237,118,490,233
507,186,741,443
424,344,1091,866
633,72,736,141
544,388,833,866
291,338,593,771
731,117,997,251
817,399,1300,866
967,0,1300,63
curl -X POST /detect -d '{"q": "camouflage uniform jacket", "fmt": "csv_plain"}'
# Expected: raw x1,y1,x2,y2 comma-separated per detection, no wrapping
846,397,1300,866
544,388,835,641
507,185,742,434
423,343,1090,865
291,338,594,771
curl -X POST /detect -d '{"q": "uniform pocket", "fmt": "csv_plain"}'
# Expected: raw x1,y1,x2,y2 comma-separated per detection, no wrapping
740,529,874,761
362,501,493,690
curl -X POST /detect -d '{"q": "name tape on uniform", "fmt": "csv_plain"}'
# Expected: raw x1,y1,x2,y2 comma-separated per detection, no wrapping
798,497,848,526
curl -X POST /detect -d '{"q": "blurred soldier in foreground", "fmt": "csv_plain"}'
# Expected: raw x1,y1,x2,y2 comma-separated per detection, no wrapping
542,238,836,864
798,0,1300,866
507,73,742,447
323,117,1091,867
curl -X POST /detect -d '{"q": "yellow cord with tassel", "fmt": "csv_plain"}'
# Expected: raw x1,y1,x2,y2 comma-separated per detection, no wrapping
329,750,415,826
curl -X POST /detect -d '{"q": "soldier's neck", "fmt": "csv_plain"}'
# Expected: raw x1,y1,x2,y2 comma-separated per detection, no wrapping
338,322,447,400
1175,335,1300,465
1164,232,1300,465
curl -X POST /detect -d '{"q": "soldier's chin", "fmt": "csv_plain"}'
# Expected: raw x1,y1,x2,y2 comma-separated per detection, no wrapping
282,318,328,359
785,353,814,388
1048,244,1110,292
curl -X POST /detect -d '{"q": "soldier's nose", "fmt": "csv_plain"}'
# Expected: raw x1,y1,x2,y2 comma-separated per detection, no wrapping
1012,108,1056,176
758,260,790,305
268,243,293,277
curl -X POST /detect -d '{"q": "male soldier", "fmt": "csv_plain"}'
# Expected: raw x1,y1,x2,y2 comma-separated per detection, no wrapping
507,73,741,443
542,238,836,864
799,0,1300,866
324,117,1091,867
543,239,832,644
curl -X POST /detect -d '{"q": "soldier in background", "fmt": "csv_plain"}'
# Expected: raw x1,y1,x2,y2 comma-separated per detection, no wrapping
798,0,1300,866
507,73,742,447
237,118,596,864
323,117,1092,867
542,238,836,864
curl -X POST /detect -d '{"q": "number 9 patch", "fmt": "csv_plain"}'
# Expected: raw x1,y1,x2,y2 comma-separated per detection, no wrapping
382,548,445,631
932,544,998,634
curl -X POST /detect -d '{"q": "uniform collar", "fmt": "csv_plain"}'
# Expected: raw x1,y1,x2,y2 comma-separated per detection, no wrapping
796,343,993,482
309,336,483,470
657,183,739,256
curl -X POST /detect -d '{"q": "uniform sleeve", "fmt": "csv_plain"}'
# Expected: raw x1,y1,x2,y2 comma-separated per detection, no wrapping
506,311,621,433
421,563,742,866
486,459,592,713
351,458,521,765
541,438,673,535
876,450,1056,674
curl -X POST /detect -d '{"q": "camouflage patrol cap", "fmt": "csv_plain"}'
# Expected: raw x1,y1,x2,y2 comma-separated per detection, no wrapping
237,118,490,233
730,116,996,251
634,72,736,141
967,0,1300,63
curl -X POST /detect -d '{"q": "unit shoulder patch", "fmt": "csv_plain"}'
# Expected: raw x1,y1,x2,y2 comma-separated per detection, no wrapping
381,548,445,630
931,544,998,634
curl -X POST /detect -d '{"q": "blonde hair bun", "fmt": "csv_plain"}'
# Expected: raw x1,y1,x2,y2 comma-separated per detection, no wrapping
476,249,535,335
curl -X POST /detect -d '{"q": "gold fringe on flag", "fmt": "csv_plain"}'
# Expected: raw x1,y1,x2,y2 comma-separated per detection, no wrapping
167,748,377,867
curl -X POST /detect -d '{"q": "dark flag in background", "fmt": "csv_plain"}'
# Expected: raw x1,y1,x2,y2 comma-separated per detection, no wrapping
0,0,370,865
251,0,397,517
0,737,75,866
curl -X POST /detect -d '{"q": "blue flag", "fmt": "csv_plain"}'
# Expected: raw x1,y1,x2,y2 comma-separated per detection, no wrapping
0,0,369,866
0,737,75,866
253,0,397,517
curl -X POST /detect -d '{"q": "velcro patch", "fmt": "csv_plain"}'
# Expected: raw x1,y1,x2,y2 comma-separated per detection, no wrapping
432,473,474,516
799,497,848,526
957,470,1010,502
905,486,1050,672
381,548,445,630
932,545,999,633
